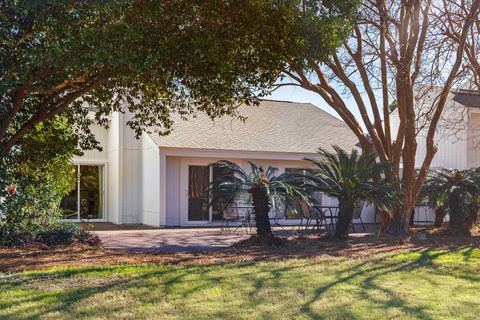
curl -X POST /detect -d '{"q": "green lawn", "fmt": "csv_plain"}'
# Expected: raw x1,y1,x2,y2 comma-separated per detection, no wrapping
1,248,480,319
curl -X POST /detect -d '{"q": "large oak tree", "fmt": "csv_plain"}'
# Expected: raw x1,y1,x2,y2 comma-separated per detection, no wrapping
0,0,293,157
1,0,357,191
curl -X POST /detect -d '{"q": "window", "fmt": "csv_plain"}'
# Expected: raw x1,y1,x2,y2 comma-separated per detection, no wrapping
188,166,210,221
187,163,235,223
211,166,234,221
60,164,104,220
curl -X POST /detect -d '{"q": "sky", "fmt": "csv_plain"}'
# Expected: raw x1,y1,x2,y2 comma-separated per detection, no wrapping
265,83,365,124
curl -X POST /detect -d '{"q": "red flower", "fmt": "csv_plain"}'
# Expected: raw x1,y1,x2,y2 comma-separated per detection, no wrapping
6,183,16,196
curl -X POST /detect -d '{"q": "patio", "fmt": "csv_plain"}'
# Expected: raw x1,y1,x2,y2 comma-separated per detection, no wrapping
95,227,252,253
92,223,378,253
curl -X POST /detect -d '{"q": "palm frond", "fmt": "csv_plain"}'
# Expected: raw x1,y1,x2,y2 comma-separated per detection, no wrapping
306,146,396,209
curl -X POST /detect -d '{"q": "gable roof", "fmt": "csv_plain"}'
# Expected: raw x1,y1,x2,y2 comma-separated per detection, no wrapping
148,99,358,154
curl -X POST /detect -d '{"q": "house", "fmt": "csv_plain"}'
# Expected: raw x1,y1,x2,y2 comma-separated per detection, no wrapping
60,99,361,226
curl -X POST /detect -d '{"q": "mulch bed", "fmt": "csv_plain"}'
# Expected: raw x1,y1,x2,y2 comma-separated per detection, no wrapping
1,227,479,272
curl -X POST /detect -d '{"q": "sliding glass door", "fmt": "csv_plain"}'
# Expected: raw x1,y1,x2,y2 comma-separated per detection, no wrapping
187,163,234,223
188,166,210,221
60,164,104,220
211,165,234,221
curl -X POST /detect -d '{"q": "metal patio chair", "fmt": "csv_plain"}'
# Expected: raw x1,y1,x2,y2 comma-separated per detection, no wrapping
351,201,366,232
269,196,286,228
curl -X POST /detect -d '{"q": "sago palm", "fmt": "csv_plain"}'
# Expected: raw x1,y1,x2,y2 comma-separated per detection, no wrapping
423,169,480,234
207,160,311,241
307,146,396,239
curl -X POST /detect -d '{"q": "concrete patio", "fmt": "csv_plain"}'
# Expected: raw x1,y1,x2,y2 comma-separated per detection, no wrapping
95,227,252,253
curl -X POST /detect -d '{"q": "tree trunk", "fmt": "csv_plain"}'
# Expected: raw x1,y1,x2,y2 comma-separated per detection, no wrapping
447,196,469,235
335,199,354,240
466,204,479,230
387,208,406,235
250,186,272,238
434,206,446,228
409,208,415,227
379,209,390,233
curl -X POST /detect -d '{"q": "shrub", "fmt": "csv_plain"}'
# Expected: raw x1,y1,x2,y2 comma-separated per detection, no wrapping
0,118,78,246
34,221,76,246
36,229,76,246
35,221,101,247
0,224,33,247
75,228,102,247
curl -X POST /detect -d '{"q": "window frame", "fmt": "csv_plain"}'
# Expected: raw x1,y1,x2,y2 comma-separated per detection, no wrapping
61,161,107,222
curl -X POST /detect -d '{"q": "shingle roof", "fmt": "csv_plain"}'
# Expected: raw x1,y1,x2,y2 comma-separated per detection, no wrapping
148,99,359,154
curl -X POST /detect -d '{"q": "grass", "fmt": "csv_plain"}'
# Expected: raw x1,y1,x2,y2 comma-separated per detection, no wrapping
1,248,480,319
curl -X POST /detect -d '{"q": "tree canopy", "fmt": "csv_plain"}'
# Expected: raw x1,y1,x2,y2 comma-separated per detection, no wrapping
1,0,359,190
0,0,290,156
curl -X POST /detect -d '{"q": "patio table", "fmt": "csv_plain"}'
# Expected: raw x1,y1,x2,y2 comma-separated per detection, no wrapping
223,205,255,232
312,205,339,231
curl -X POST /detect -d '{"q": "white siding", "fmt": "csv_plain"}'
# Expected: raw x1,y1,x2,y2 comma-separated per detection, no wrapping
121,113,142,223
415,105,468,170
141,133,160,226
166,156,181,226
467,111,480,168
106,112,123,224
390,93,470,170
80,124,109,160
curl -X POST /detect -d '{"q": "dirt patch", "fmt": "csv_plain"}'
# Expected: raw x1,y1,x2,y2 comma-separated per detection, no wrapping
1,227,479,272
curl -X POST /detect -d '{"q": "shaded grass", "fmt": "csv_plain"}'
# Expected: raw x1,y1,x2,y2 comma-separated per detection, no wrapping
1,248,480,319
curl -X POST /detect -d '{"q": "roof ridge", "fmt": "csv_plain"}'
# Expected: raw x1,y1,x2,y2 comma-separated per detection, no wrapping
259,98,311,104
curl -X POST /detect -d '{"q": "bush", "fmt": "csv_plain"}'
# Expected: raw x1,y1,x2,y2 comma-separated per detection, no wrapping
36,229,76,246
0,220,102,248
75,228,102,247
0,117,78,246
35,221,102,247
34,221,77,246
0,224,33,247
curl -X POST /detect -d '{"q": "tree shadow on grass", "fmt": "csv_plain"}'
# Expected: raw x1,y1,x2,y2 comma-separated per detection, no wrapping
0,261,309,319
299,248,477,319
1,248,479,319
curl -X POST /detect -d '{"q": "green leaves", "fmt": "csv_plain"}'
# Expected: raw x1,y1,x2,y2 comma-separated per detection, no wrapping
1,0,310,155
423,169,480,212
307,146,397,210
207,160,312,227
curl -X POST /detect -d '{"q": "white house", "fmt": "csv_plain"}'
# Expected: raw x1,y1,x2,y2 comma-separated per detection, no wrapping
61,90,480,227
60,99,360,227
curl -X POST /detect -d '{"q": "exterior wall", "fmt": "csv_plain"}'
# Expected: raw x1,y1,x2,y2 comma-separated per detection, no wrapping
467,111,480,168
80,124,109,160
166,156,181,226
162,152,377,226
141,133,161,226
106,112,123,224
72,111,145,224
121,112,142,223
390,93,470,170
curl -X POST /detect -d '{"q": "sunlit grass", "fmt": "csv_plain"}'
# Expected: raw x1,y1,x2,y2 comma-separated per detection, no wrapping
1,248,480,319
